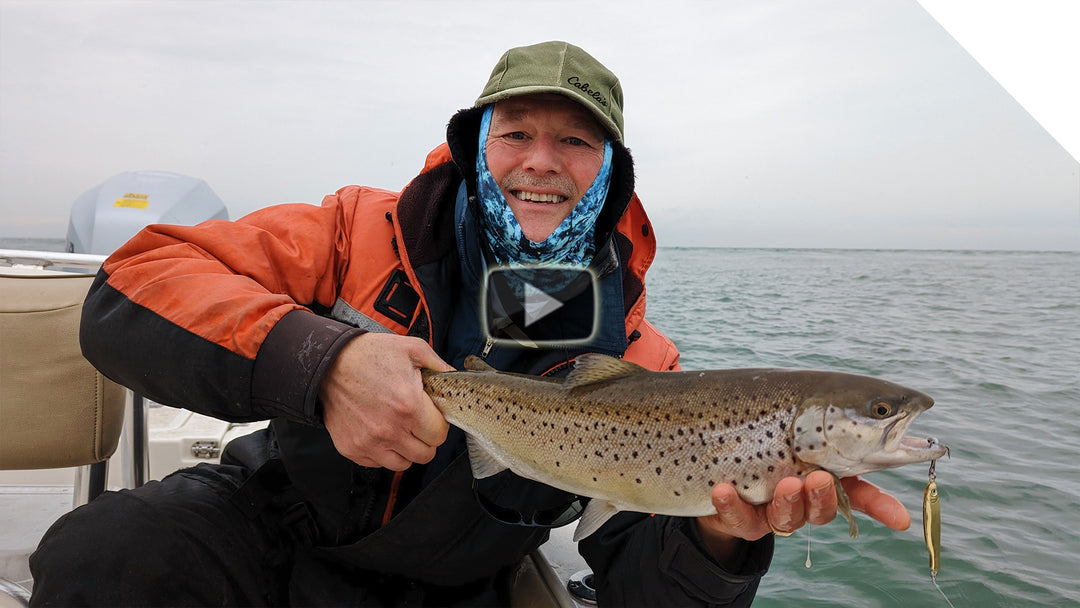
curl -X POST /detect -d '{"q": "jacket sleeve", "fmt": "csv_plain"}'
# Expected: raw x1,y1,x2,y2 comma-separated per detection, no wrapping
80,192,369,424
579,513,773,607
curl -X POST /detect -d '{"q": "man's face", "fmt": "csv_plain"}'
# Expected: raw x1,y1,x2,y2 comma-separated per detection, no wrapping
484,94,607,242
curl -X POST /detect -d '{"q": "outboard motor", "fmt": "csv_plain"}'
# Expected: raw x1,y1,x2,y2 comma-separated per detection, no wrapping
66,171,228,254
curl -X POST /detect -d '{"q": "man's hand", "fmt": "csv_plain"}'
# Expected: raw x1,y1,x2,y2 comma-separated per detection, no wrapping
694,472,911,564
318,332,454,470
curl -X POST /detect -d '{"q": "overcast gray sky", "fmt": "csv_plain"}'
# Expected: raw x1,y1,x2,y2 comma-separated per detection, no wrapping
1,0,1077,251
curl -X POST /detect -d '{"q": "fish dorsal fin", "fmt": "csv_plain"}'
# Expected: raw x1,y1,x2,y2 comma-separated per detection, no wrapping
573,499,621,541
466,436,508,479
464,355,497,372
564,353,645,390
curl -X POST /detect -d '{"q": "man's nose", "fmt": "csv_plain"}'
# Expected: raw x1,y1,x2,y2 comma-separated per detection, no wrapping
521,136,563,174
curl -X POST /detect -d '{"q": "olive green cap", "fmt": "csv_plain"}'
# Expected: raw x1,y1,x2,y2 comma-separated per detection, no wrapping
476,41,625,142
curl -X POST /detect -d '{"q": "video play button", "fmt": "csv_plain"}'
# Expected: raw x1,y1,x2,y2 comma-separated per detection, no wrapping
484,265,598,347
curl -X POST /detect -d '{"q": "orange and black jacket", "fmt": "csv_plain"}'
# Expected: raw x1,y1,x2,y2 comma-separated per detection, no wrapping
81,106,771,606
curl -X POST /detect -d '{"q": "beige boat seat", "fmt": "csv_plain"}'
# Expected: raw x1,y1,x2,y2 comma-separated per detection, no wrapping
0,270,126,606
0,272,125,471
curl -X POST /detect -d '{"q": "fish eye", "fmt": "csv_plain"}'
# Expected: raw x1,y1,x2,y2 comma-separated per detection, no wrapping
871,402,894,418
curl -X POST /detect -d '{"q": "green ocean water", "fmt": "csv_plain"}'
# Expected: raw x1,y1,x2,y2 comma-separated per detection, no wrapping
7,239,1078,606
646,247,1080,608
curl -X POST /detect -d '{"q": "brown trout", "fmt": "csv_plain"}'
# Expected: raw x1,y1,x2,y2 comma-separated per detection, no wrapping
422,353,948,540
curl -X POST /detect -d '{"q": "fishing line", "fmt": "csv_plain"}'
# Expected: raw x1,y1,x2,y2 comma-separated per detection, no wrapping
932,576,956,608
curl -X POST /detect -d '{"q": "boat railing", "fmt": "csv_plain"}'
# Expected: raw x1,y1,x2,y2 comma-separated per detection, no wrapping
0,249,107,273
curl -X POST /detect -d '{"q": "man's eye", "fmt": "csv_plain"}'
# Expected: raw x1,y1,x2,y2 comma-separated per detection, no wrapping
505,132,527,140
565,137,588,146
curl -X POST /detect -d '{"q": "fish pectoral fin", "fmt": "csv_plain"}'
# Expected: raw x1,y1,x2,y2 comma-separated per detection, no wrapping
564,353,646,390
831,473,859,538
572,499,621,542
464,355,497,372
466,437,508,479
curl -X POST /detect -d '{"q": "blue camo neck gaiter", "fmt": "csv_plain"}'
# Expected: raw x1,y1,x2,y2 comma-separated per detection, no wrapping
476,104,613,267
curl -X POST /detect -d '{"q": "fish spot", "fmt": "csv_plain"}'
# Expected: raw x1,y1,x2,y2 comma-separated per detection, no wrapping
752,474,759,480
655,467,662,475
632,451,638,458
767,465,775,472
556,461,561,467
816,426,822,432
712,457,719,464
593,477,598,482
734,457,742,463
756,452,763,459
674,459,680,466
636,478,642,484
674,491,681,497
778,450,785,459
766,431,774,438
690,455,697,463
686,475,693,481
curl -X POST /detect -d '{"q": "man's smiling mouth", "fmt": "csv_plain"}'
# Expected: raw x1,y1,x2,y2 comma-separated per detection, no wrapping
511,190,567,204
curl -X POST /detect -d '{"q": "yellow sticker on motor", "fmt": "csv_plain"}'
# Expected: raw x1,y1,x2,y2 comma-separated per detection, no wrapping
114,192,149,209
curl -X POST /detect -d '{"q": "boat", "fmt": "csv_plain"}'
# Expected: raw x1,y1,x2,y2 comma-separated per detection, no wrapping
0,172,597,607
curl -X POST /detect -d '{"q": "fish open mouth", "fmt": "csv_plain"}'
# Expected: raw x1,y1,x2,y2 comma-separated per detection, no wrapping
871,435,949,465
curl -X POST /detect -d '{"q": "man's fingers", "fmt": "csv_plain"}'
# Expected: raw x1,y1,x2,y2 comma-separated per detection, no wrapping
841,476,911,530
804,470,839,526
709,483,770,540
411,399,450,447
405,337,455,373
765,476,806,534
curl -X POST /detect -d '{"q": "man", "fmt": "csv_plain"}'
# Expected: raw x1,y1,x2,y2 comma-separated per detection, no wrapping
31,41,911,606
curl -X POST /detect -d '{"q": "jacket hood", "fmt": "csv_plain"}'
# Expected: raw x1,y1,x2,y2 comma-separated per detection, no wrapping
444,106,637,253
